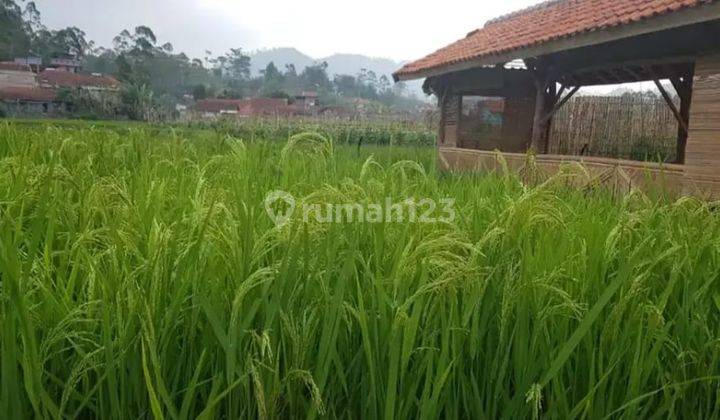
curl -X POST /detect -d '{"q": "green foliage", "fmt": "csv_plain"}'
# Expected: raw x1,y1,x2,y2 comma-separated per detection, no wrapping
56,87,122,120
260,61,285,97
0,0,32,60
119,84,155,121
1,0,428,119
1,121,720,418
192,83,208,100
32,26,90,63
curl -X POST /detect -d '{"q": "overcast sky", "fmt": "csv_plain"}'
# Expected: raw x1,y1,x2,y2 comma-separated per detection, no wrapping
32,0,540,61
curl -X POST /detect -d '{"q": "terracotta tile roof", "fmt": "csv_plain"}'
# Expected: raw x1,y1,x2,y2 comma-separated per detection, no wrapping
0,62,33,72
394,0,716,80
195,98,291,115
38,70,120,89
0,87,57,102
238,98,289,116
195,99,244,113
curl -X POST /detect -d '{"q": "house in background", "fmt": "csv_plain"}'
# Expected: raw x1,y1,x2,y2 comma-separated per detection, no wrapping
49,58,82,74
194,99,245,118
12,56,42,73
194,98,292,119
38,70,120,92
0,62,37,89
238,98,292,117
0,57,119,116
0,86,59,116
294,91,319,112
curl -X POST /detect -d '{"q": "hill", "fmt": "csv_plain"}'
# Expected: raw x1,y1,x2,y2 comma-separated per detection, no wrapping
248,48,425,98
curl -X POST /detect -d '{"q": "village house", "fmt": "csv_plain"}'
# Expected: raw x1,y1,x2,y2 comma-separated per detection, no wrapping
294,91,319,112
48,58,82,74
38,70,120,92
0,62,37,89
394,0,720,197
0,86,58,115
194,97,301,119
0,57,119,116
12,56,42,73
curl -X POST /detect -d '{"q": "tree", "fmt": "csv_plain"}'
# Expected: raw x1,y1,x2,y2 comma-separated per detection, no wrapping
33,26,89,62
192,84,208,100
333,74,358,97
222,48,251,81
120,83,155,121
260,61,285,96
300,62,332,94
0,0,32,59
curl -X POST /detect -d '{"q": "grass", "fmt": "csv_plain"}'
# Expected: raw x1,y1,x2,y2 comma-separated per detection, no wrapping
0,121,719,419
2,116,437,147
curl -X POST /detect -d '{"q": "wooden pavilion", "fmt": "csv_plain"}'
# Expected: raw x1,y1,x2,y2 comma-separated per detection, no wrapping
394,0,720,196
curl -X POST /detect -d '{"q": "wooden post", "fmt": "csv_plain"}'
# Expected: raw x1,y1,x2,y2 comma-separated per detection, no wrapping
438,92,460,148
438,91,447,147
530,68,551,153
543,82,558,153
671,69,694,164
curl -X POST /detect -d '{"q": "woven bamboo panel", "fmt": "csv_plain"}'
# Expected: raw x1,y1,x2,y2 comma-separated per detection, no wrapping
685,54,720,188
550,96,678,162
440,94,460,147
438,147,687,196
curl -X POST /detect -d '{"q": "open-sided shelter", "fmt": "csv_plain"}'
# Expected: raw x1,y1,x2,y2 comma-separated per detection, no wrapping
394,0,720,196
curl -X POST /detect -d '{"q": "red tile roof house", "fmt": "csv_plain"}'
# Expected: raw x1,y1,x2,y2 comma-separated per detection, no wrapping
38,70,120,91
393,0,720,197
0,63,121,116
194,98,295,119
0,63,60,116
0,86,59,116
0,62,38,90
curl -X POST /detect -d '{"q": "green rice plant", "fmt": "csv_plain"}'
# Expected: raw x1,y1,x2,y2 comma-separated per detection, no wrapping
0,120,719,419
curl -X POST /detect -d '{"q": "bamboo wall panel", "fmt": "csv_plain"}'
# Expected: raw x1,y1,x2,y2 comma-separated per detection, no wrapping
438,147,687,196
440,94,460,147
550,96,678,162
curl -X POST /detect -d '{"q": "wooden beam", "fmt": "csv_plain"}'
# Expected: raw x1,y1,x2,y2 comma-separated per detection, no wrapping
670,76,685,95
614,67,639,82
653,79,688,136
623,66,646,81
556,56,696,83
542,85,581,124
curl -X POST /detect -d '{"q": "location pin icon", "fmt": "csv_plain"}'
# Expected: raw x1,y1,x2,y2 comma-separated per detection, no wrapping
264,190,296,226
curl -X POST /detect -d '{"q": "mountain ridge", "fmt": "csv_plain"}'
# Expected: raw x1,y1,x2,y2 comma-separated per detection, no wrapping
248,47,422,96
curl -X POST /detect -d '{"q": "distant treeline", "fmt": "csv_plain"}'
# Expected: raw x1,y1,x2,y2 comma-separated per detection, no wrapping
0,0,424,120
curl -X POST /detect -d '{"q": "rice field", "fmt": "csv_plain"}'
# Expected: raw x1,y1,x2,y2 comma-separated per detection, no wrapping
1,121,719,419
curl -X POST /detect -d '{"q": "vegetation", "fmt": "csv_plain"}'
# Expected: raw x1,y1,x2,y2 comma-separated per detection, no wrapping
195,118,436,147
1,121,719,418
0,0,425,121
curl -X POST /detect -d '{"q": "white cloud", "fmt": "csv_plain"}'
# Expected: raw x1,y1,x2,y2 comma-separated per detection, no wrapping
197,0,540,59
33,0,541,61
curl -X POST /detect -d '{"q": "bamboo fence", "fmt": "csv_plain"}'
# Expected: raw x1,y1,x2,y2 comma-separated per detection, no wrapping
550,95,678,162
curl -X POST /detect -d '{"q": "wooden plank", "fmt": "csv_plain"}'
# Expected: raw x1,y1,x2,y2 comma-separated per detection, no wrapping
685,54,720,184
542,86,581,124
654,79,688,135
